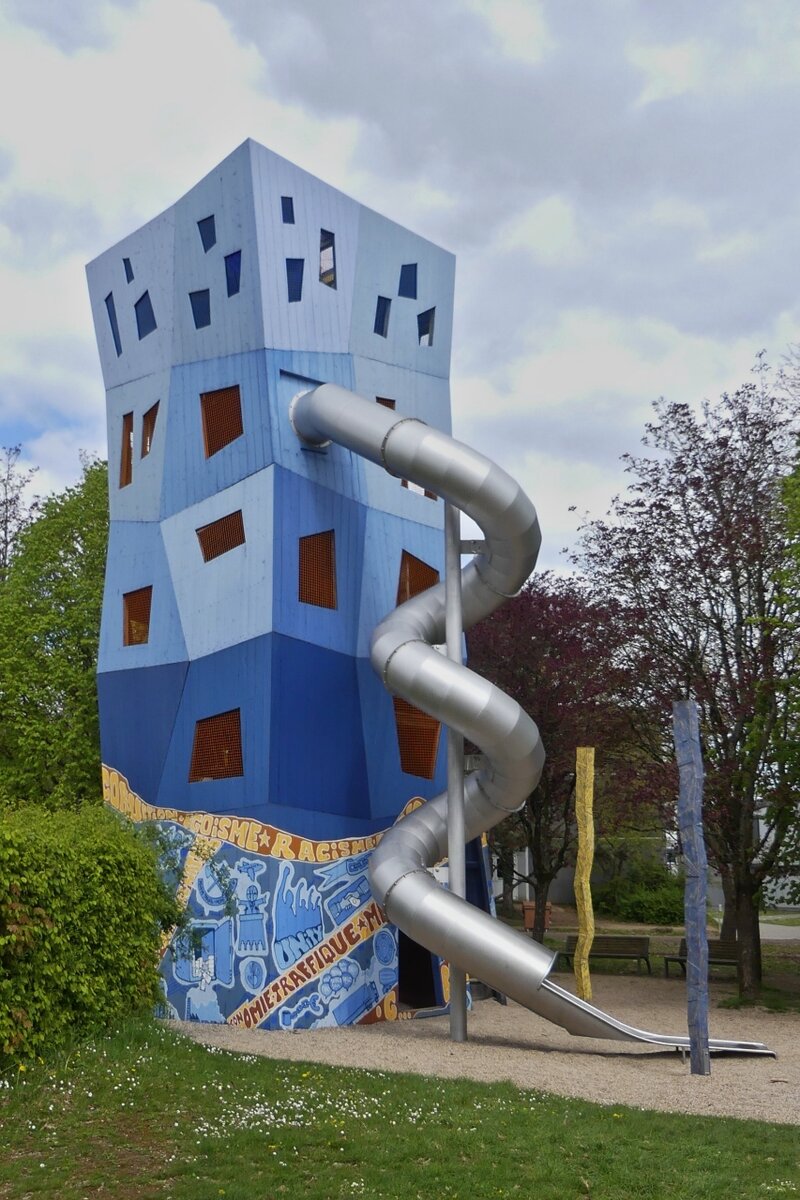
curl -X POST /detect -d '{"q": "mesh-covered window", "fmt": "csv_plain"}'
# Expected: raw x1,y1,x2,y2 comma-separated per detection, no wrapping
398,263,417,299
141,401,159,457
393,697,441,779
120,411,133,487
299,530,337,609
418,307,435,347
286,258,304,302
200,385,243,457
374,295,391,337
105,292,122,357
123,585,152,646
198,215,216,252
319,229,336,288
190,289,211,329
135,291,157,340
189,709,243,782
225,250,242,296
196,510,246,562
397,551,439,605
376,396,396,409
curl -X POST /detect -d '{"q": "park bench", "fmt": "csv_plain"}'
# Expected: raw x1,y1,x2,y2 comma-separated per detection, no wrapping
663,938,738,977
559,934,652,974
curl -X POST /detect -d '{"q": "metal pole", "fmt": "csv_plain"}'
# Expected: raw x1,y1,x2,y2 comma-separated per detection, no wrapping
445,501,467,1042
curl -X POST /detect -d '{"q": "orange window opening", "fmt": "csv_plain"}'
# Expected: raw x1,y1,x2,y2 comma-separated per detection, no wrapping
196,510,246,562
397,550,439,606
189,709,244,782
141,401,159,457
200,385,243,457
123,585,153,646
120,412,133,487
299,530,337,609
393,697,441,779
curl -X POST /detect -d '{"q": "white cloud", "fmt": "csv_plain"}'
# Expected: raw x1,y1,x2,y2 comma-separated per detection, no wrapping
627,40,703,105
465,0,553,64
498,196,584,265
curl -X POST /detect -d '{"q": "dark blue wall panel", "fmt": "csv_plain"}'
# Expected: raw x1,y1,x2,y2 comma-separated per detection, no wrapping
98,661,188,804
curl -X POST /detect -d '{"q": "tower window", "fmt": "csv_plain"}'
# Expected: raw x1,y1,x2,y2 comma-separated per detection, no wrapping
225,250,242,297
286,258,304,302
374,295,391,337
104,292,122,357
190,289,211,329
196,510,246,562
200,385,243,457
376,396,396,409
398,263,417,298
123,257,134,283
417,308,435,347
397,551,439,605
123,585,152,646
189,709,243,782
135,291,157,340
299,530,337,609
141,401,159,457
319,229,336,288
119,412,133,487
281,196,295,224
393,697,441,779
197,215,216,252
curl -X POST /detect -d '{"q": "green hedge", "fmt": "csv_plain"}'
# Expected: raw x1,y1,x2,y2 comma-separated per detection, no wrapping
595,860,685,925
0,805,180,1065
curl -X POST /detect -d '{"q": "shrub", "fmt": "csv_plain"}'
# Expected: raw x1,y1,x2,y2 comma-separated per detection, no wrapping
0,804,180,1065
594,845,685,925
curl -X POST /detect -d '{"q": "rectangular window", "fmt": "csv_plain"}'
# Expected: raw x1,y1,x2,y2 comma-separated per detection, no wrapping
374,295,391,337
200,385,243,457
417,307,435,347
135,291,157,340
190,289,211,329
120,412,133,487
286,258,304,302
196,510,246,562
281,196,295,224
141,401,159,457
198,215,216,252
376,396,396,409
319,229,336,288
299,530,337,609
393,697,441,779
123,585,152,646
123,257,134,283
397,551,440,605
189,709,243,781
105,292,122,357
225,250,242,297
398,263,417,298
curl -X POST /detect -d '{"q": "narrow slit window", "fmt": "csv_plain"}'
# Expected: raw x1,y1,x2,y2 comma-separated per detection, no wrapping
374,295,391,337
398,263,417,298
299,530,337,609
123,257,134,283
198,215,216,252
319,229,336,288
225,250,242,297
141,401,159,457
190,289,211,329
135,291,157,340
105,292,122,357
123,585,152,646
393,697,441,779
286,258,304,302
200,385,243,457
119,411,133,487
281,196,295,224
376,396,396,409
189,709,243,781
196,510,246,562
397,551,439,605
417,307,435,347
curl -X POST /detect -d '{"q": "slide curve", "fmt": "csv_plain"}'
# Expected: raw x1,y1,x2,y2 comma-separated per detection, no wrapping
291,383,772,1057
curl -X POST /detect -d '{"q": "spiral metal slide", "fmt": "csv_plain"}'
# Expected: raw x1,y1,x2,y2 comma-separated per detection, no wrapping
291,383,772,1056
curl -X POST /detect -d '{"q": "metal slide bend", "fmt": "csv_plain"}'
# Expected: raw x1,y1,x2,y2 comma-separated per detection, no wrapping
291,383,773,1057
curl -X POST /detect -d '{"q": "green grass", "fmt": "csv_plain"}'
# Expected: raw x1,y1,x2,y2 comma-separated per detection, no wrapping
761,915,800,927
1,1020,798,1200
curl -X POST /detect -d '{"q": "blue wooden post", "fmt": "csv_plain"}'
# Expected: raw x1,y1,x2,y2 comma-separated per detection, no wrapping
672,700,711,1076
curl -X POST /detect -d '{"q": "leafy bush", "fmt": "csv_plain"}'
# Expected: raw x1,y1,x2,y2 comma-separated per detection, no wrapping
0,804,180,1065
594,845,685,924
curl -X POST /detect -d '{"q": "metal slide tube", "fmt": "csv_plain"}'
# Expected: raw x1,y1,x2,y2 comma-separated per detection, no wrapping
291,383,773,1055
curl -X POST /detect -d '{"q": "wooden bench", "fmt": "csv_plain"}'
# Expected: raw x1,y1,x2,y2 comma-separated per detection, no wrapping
559,934,652,974
663,938,738,977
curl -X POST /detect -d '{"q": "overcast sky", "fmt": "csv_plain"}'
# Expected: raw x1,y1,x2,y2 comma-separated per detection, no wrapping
2,0,799,567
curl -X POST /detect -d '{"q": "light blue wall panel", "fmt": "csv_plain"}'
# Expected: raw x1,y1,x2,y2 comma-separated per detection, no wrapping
349,206,455,379
249,141,360,355
106,368,171,523
351,357,452,434
272,468,366,657
98,662,188,806
160,350,273,519
86,208,175,392
99,520,187,671
161,469,275,660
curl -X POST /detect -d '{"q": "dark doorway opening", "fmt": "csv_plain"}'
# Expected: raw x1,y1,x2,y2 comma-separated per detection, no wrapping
397,931,437,1009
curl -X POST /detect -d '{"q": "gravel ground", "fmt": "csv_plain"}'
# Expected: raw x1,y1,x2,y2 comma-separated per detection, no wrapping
174,973,799,1125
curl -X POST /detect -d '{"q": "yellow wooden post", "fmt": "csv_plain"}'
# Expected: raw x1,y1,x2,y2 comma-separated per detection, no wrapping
574,746,595,1001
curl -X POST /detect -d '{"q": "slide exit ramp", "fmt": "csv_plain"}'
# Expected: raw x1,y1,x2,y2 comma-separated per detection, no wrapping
291,383,773,1057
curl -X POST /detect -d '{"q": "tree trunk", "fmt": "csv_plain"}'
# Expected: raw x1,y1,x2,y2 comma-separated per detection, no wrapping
720,871,738,941
531,879,551,944
735,884,762,999
496,848,515,917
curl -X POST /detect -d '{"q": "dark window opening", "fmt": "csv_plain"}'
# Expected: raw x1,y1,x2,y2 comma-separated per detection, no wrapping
190,289,211,329
374,295,391,337
123,585,152,646
198,215,216,252
123,257,134,283
141,401,159,457
135,291,157,340
417,307,435,347
299,530,337,609
393,697,441,779
281,196,295,224
319,229,336,288
189,709,243,782
398,263,417,298
120,411,133,487
376,396,396,409
104,292,122,357
286,258,304,302
398,931,437,1009
200,385,243,457
397,551,439,605
225,250,242,297
196,510,246,562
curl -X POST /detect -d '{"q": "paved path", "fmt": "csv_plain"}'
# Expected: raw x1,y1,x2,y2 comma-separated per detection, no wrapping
759,921,800,941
